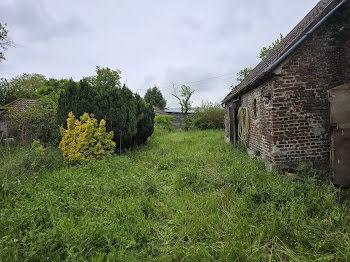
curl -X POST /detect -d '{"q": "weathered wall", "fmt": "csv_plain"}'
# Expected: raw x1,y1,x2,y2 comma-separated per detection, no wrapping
0,120,7,134
224,106,230,142
0,111,8,138
167,112,191,129
345,4,350,81
270,3,350,171
241,81,274,162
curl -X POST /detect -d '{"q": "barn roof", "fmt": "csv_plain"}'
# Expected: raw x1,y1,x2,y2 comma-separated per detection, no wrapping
223,0,345,103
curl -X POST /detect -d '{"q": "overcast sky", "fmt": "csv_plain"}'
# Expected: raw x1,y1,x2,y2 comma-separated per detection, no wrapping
0,0,319,107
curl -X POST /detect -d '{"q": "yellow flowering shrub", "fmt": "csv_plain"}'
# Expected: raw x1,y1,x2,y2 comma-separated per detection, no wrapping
59,112,116,164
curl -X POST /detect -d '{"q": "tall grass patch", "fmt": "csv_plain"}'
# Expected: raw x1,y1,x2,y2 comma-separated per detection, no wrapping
1,130,350,261
0,141,63,197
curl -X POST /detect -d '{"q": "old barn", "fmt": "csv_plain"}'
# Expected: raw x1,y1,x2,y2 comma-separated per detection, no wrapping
223,0,350,185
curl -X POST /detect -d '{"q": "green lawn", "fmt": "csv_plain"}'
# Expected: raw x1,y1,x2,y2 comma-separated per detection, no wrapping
1,130,350,261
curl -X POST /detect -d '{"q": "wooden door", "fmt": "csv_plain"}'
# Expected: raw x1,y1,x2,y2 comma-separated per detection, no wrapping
329,84,350,187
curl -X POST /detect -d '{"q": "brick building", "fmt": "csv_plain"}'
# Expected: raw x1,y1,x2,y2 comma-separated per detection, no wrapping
223,0,350,182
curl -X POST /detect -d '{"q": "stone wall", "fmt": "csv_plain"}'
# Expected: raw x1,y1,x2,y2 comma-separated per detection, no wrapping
168,112,187,129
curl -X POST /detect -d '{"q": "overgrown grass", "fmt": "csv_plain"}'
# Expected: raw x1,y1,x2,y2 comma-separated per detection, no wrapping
1,130,349,261
0,142,63,198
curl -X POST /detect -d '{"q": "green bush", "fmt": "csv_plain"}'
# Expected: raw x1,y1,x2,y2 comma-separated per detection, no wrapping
192,102,225,130
134,94,155,145
57,67,154,151
5,98,60,145
154,115,174,131
59,112,116,165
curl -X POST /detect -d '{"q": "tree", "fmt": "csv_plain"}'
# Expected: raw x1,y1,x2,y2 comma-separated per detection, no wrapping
236,67,252,83
85,66,122,91
0,74,69,106
57,79,82,125
9,73,46,98
0,23,12,62
172,85,195,130
0,78,10,105
144,86,166,109
259,34,284,60
57,67,154,152
37,78,70,101
133,94,155,145
235,34,284,85
0,73,47,105
5,98,60,145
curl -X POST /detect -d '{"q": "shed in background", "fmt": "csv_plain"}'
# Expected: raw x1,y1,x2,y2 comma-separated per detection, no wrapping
0,98,37,140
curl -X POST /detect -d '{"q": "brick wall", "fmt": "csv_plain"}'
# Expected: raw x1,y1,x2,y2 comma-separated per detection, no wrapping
241,81,274,162
224,81,274,163
269,3,350,171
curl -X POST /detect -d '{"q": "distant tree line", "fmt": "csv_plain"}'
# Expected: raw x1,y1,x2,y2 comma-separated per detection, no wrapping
0,74,68,106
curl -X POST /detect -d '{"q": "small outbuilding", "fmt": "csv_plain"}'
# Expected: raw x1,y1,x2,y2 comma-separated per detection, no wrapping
154,107,194,128
223,0,350,185
0,98,36,140
164,108,194,129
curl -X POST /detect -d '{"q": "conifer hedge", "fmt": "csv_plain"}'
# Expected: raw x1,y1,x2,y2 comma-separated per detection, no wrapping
57,67,154,151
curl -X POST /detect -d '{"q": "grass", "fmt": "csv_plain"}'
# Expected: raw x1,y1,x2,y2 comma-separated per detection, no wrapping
1,130,350,261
